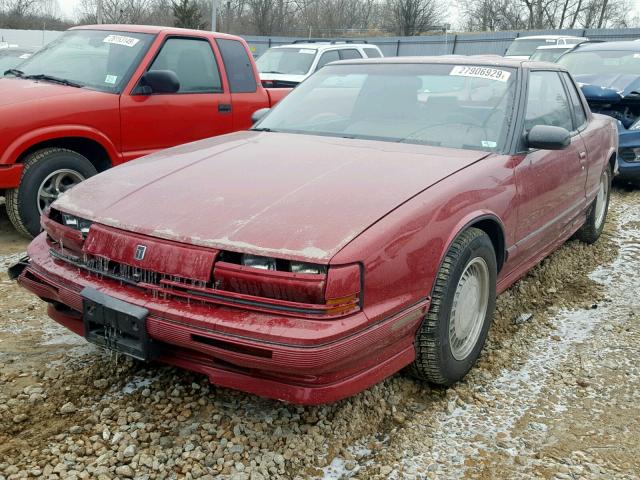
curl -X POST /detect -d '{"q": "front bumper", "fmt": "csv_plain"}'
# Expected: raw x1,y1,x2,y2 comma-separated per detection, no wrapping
16,234,428,404
616,128,640,182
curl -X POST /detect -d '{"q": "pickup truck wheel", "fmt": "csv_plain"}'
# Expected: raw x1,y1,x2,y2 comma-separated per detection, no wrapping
409,228,497,386
5,148,97,238
575,166,611,245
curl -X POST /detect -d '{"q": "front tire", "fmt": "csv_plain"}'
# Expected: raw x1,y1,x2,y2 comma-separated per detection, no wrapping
575,166,611,245
5,148,97,238
410,228,497,385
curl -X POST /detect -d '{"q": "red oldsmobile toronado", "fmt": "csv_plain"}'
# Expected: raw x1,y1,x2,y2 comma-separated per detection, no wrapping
12,57,618,404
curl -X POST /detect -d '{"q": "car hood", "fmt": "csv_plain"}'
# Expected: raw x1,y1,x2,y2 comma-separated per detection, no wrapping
574,73,640,104
0,77,82,107
54,131,490,262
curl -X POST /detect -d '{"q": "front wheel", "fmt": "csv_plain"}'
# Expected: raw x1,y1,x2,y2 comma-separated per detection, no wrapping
575,166,611,245
409,228,497,385
5,148,97,237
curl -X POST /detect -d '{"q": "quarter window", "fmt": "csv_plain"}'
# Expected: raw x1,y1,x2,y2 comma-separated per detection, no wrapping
562,72,587,130
149,38,222,93
524,71,573,132
216,39,257,93
363,47,382,58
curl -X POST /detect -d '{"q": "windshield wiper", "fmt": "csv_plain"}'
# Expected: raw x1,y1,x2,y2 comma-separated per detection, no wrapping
24,74,83,88
4,68,24,77
252,127,273,132
261,70,283,74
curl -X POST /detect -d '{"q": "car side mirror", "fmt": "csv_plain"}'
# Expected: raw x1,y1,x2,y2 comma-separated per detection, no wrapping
252,108,270,124
136,70,180,95
526,125,571,150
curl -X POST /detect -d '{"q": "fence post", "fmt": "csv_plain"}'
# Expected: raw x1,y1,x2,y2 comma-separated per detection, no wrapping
451,34,458,54
268,38,271,48
396,39,400,56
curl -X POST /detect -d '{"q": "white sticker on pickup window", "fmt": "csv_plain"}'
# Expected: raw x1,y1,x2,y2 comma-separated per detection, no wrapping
299,49,316,54
103,34,139,47
104,74,118,84
450,65,511,82
481,140,497,148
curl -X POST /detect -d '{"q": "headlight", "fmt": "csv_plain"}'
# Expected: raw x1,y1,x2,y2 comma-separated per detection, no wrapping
290,261,326,274
61,213,92,234
241,254,276,270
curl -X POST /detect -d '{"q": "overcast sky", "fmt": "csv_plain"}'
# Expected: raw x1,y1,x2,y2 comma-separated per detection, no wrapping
59,0,80,21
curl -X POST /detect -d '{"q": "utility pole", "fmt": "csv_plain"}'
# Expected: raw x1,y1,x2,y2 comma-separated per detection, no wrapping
97,0,103,24
211,0,218,31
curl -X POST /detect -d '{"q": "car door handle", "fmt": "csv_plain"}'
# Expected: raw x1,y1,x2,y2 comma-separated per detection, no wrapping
218,103,232,113
579,151,587,159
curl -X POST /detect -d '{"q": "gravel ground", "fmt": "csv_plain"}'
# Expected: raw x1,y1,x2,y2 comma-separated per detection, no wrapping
0,187,638,480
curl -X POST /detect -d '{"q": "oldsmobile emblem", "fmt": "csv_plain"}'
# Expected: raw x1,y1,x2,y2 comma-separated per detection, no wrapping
134,245,147,261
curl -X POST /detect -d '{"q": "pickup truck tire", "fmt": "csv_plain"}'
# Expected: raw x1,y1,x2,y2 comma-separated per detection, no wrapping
409,228,497,386
6,148,97,238
575,166,611,245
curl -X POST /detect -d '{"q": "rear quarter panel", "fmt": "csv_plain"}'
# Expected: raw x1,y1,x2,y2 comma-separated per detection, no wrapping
581,113,618,198
331,153,518,324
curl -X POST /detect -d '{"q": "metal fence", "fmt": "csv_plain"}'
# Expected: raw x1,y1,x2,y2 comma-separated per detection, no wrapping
243,27,640,58
3,26,640,57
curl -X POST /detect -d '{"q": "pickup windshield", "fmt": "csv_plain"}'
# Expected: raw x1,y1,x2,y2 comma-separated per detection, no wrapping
506,38,558,57
11,29,153,93
254,63,517,152
257,47,316,75
558,49,640,75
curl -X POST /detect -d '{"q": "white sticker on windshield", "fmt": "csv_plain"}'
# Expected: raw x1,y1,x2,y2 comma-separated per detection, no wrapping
481,140,497,148
299,49,315,54
19,53,31,59
103,34,139,47
450,65,511,82
104,74,118,84
634,53,640,58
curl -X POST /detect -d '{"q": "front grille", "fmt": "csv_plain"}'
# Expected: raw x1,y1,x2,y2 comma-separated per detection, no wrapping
50,248,207,289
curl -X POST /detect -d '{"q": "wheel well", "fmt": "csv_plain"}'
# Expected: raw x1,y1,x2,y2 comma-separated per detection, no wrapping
17,137,112,173
608,153,616,173
468,218,505,273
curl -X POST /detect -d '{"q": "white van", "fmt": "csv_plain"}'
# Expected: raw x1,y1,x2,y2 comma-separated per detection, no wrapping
257,40,383,87
505,35,586,60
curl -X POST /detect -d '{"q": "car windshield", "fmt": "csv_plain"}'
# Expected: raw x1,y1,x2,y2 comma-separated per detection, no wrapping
11,29,153,92
255,63,517,152
257,47,316,75
0,52,30,74
558,49,640,75
506,38,558,56
530,48,570,62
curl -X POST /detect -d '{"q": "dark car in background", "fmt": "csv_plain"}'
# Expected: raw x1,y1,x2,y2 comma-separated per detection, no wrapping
0,47,34,75
558,41,640,183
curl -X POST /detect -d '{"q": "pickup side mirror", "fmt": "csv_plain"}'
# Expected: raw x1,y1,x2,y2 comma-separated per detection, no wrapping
137,70,180,95
252,108,270,124
527,125,571,150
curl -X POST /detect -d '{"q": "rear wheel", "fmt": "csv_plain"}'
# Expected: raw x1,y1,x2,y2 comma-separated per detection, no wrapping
410,228,497,385
5,148,97,237
575,166,611,245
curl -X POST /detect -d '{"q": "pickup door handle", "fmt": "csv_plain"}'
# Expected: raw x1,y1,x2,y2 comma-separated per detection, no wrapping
218,103,232,113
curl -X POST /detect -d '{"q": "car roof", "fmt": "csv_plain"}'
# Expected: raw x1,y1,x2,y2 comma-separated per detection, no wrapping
535,44,575,50
69,24,242,41
567,40,640,51
516,35,583,40
273,43,374,50
329,55,568,71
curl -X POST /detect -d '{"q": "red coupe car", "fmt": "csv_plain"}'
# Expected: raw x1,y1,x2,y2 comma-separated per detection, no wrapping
12,57,617,404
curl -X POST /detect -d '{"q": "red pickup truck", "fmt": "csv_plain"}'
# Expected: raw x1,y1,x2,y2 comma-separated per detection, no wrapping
0,25,289,237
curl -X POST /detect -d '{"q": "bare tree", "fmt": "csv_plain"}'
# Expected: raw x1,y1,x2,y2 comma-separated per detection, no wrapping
386,0,445,36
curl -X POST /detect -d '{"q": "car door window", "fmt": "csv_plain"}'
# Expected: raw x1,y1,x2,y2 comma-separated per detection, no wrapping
363,47,382,58
149,37,222,93
339,49,362,60
316,50,340,71
562,72,587,130
524,71,573,132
